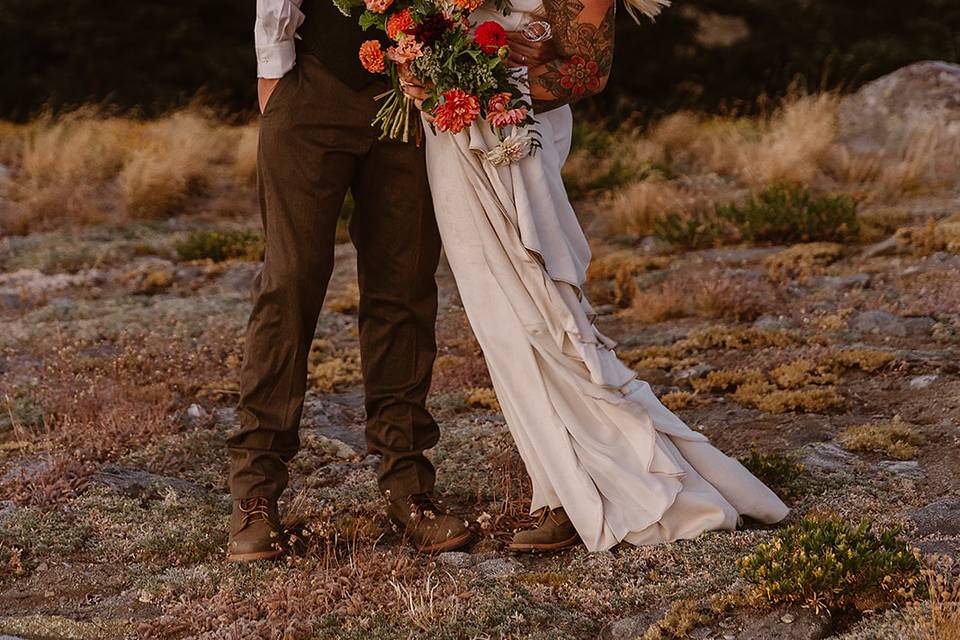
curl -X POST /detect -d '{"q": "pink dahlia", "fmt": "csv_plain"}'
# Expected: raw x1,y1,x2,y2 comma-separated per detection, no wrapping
486,92,528,127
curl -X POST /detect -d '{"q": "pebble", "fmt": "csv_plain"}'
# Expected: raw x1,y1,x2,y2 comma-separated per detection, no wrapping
475,556,523,578
909,374,938,389
437,551,474,569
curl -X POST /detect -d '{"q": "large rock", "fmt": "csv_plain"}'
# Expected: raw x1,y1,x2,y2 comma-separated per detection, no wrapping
849,310,935,337
91,466,203,499
839,61,960,154
909,497,960,536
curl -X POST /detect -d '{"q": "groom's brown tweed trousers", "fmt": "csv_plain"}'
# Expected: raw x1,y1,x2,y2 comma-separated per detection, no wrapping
226,0,442,501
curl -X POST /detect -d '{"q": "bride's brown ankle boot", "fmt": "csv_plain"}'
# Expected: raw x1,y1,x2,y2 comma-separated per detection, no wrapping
387,493,472,553
509,507,581,552
227,497,284,562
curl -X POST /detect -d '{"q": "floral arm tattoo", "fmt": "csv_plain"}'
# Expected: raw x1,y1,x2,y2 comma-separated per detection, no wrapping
529,0,615,112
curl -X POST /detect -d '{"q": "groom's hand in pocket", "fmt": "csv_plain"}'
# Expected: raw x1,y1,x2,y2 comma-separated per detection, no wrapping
258,77,281,114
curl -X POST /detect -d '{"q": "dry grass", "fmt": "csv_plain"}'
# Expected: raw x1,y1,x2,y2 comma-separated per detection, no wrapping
604,178,693,237
838,416,923,460
625,272,771,323
562,90,959,239
119,111,235,218
0,108,257,234
906,556,960,640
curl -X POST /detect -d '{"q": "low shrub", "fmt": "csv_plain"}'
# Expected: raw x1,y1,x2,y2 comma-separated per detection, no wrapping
175,229,264,262
765,242,844,282
738,445,804,493
738,517,922,613
656,184,860,248
838,416,923,460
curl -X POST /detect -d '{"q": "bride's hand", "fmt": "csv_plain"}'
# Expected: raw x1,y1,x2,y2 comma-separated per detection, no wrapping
505,31,557,68
401,80,436,123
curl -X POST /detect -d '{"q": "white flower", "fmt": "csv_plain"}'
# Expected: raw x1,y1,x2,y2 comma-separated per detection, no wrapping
623,0,671,22
484,131,533,166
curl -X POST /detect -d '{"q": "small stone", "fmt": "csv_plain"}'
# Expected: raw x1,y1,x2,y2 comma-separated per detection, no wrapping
752,314,798,331
861,236,899,259
799,442,856,473
638,236,673,256
0,500,17,520
909,374,938,389
674,363,715,381
598,613,660,640
186,403,209,421
475,556,522,578
814,273,872,291
437,551,474,569
739,607,829,640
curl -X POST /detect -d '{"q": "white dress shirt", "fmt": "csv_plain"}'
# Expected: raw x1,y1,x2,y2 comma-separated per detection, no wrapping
256,0,305,78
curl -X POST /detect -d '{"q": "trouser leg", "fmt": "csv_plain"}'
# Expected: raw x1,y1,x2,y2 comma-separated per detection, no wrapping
350,134,442,498
227,57,367,499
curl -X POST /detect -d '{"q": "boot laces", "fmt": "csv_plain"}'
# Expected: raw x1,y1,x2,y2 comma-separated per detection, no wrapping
409,493,443,520
239,497,273,529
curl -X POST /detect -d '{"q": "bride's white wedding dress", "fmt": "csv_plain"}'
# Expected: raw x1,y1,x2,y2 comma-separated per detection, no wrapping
423,0,789,551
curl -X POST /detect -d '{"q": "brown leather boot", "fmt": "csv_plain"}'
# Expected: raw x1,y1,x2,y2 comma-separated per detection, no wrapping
227,497,284,562
508,507,581,552
387,493,472,553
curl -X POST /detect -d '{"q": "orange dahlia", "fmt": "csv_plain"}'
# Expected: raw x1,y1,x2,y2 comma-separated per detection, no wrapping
386,9,415,40
359,40,385,73
433,89,481,133
452,0,485,12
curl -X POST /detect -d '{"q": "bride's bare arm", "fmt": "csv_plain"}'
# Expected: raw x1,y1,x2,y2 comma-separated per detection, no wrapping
528,0,616,112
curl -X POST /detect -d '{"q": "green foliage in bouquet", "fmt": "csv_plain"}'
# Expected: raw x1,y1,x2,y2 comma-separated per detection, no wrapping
738,517,922,613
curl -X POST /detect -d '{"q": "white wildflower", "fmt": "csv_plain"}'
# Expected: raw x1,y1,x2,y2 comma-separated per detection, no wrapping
624,0,671,22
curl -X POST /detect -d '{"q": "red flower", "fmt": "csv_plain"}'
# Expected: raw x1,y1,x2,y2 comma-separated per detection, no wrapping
473,21,507,55
433,89,481,133
386,9,415,40
558,56,600,95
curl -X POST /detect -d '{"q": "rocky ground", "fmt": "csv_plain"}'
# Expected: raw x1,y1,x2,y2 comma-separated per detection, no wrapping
0,63,959,639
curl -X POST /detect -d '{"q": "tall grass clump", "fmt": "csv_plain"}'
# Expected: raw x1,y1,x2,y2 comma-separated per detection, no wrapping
120,111,232,218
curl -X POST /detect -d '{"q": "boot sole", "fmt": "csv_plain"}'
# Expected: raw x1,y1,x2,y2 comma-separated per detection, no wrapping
508,534,581,553
226,548,284,563
414,529,473,554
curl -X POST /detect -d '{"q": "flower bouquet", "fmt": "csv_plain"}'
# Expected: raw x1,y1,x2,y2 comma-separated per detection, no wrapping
334,0,538,160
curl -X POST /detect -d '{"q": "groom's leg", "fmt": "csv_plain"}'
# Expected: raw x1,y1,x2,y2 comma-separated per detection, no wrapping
350,136,442,499
227,56,375,501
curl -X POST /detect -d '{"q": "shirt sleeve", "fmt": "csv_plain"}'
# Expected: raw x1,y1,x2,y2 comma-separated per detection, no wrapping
255,0,306,79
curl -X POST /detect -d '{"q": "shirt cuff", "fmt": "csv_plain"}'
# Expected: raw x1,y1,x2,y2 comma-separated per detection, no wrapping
257,40,297,79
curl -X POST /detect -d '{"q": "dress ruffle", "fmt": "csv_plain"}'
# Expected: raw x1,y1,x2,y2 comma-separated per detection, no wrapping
423,16,788,549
